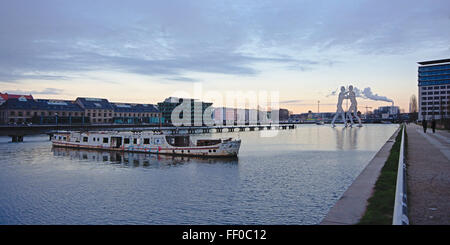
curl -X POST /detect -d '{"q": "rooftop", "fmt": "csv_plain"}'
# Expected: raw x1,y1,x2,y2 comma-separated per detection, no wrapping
75,97,113,110
111,103,159,113
0,98,83,111
0,92,34,101
417,58,450,66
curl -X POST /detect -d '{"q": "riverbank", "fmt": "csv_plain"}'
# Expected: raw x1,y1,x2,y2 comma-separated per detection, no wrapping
357,126,404,224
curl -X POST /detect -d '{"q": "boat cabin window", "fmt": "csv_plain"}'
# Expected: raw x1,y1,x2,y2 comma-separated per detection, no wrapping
165,135,190,147
133,138,137,144
144,138,150,144
63,137,66,141
103,137,109,143
83,137,88,142
124,138,130,144
197,139,221,146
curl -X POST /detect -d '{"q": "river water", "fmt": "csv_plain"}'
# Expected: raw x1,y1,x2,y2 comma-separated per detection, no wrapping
0,124,398,224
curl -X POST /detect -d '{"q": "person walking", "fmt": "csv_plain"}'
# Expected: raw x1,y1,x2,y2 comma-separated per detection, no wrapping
423,119,427,133
431,118,436,133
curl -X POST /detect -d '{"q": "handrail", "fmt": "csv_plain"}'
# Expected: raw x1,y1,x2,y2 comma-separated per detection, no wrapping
393,125,409,225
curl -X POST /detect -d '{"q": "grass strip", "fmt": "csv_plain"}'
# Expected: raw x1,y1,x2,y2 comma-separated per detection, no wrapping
358,126,404,225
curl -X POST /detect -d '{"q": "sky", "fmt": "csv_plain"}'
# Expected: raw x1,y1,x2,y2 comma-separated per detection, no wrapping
0,0,449,113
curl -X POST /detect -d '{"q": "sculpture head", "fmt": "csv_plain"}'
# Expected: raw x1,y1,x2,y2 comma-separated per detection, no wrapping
348,85,353,91
340,86,345,92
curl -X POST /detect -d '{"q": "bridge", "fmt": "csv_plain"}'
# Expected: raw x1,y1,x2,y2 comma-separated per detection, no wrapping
0,123,296,142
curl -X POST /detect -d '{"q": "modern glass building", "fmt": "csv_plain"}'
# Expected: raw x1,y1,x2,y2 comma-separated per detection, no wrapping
157,97,213,126
418,58,450,121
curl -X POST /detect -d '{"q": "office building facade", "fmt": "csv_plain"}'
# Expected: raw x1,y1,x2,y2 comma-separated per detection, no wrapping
418,58,450,121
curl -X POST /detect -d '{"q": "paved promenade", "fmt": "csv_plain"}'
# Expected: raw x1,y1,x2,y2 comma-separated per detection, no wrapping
406,124,450,225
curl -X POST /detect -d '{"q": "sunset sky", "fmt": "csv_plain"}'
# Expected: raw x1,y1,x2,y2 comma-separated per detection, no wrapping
1,0,449,113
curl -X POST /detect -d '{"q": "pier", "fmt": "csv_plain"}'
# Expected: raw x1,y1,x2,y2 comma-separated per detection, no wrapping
0,123,296,142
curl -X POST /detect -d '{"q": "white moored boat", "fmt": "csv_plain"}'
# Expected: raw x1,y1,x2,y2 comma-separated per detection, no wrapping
51,131,241,157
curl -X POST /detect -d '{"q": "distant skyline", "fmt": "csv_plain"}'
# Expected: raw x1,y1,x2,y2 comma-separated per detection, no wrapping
1,0,449,113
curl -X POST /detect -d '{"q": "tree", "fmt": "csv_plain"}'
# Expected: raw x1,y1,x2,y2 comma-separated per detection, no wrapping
409,94,418,113
409,94,418,122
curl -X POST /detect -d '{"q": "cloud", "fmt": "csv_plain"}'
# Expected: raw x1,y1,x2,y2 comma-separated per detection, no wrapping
280,99,304,104
165,76,200,83
5,88,64,95
0,0,449,82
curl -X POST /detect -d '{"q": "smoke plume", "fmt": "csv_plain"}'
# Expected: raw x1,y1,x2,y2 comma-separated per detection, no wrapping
327,86,394,104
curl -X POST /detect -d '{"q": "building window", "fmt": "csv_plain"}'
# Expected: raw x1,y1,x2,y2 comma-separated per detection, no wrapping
26,111,30,116
10,111,15,116
18,111,23,116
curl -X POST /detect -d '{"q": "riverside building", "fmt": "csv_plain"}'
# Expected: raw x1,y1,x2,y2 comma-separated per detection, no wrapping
157,97,213,126
0,95,162,125
418,58,450,121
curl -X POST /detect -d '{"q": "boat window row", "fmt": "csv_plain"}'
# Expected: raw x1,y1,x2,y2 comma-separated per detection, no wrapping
80,136,162,145
54,135,67,141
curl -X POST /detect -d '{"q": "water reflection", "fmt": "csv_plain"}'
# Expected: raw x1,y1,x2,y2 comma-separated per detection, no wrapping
333,127,359,150
51,147,238,168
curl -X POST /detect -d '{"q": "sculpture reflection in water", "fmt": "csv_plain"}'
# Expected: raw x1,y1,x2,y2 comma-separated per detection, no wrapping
333,126,359,150
331,85,362,128
52,147,238,168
